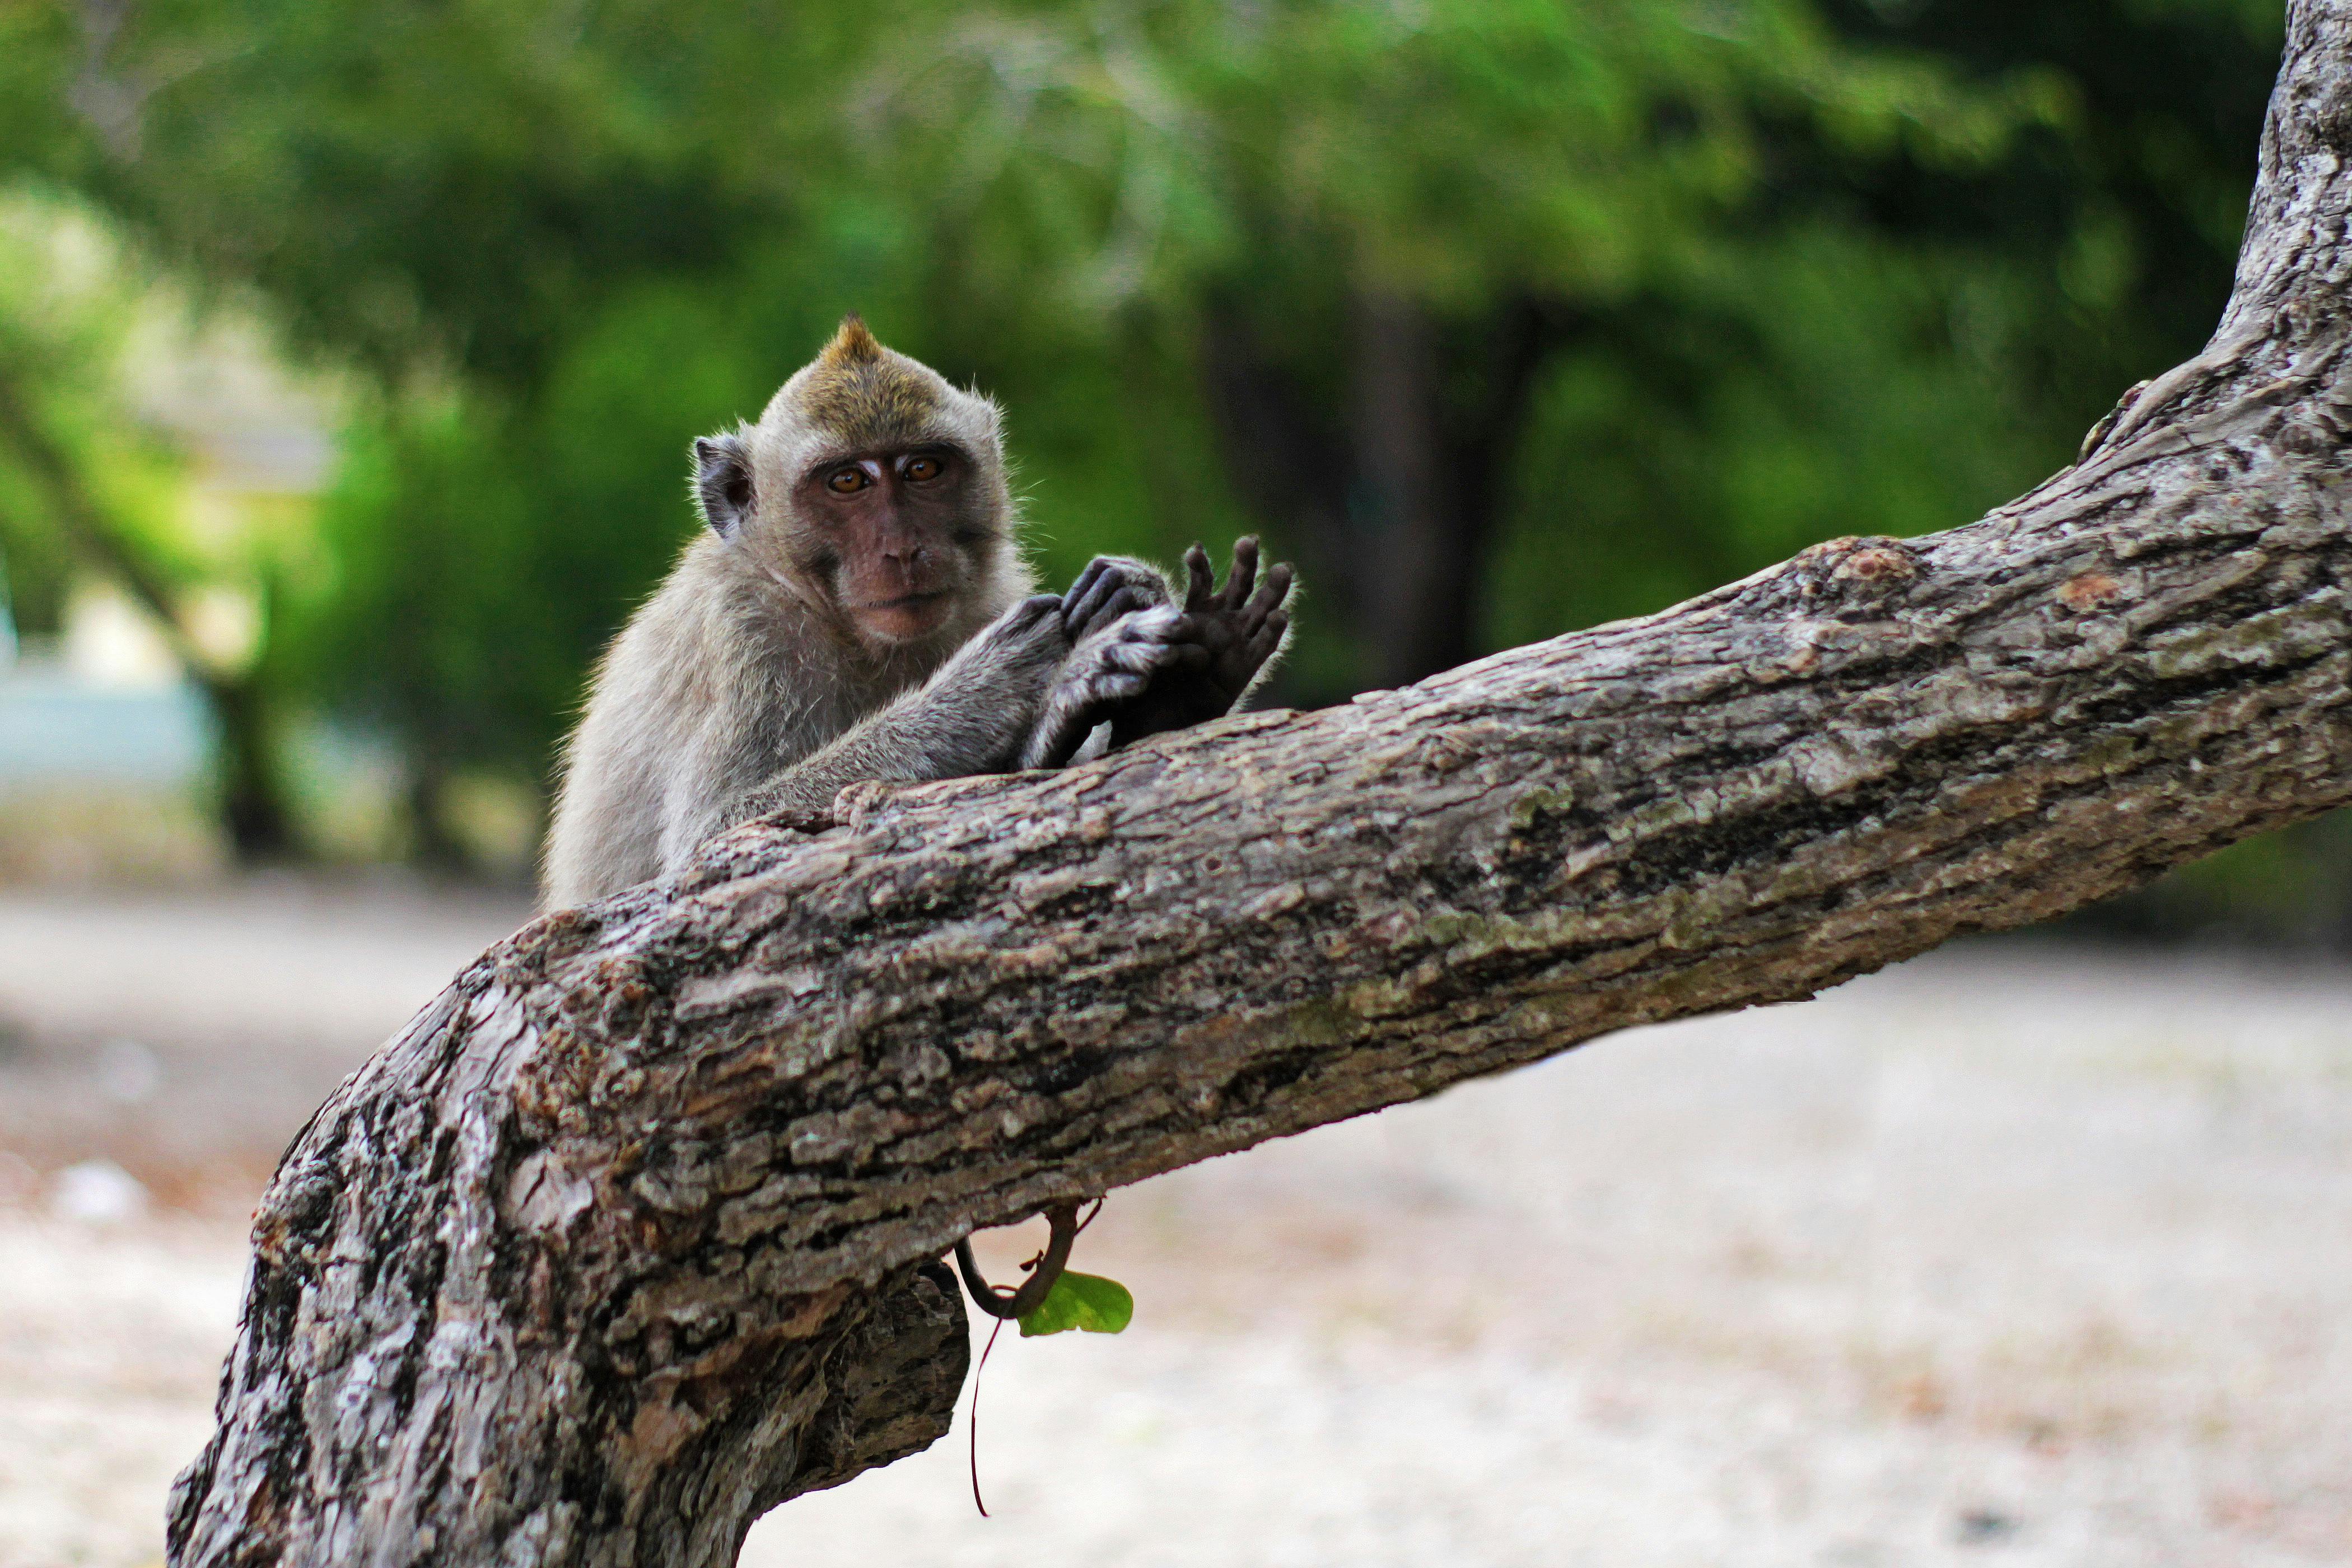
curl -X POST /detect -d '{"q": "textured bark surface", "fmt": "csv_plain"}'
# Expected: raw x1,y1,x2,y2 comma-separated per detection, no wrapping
171,7,2352,1565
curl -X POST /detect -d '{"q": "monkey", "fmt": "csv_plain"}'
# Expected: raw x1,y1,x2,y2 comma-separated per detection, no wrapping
539,316,1293,1318
542,314,1042,905
542,316,1289,909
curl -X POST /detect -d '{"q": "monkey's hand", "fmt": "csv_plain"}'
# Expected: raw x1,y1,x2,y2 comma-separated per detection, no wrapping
1021,540,1292,769
1012,554,1179,771
1019,605,1209,771
1104,536,1292,748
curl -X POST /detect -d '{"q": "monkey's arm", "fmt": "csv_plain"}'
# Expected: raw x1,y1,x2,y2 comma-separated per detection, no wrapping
712,594,1075,831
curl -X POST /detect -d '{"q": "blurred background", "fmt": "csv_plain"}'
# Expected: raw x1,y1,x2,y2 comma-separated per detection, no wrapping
1,3,2348,1566
0,0,2344,935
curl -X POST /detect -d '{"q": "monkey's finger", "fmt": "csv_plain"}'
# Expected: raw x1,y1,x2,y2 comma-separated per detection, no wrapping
1102,638,1210,676
1086,585,1161,639
1011,593,1064,629
1241,611,1289,669
1087,574,1164,638
1219,537,1262,612
1233,608,1287,666
1060,562,1102,618
1063,563,1122,632
1157,618,1240,666
1101,585,1155,633
1094,639,1172,675
1109,604,1186,641
1151,611,1222,649
1067,581,1133,640
1182,544,1216,613
1241,562,1294,629
1085,671,1154,703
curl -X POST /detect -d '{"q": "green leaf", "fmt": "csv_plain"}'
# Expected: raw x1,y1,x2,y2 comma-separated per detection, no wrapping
1016,1270,1135,1338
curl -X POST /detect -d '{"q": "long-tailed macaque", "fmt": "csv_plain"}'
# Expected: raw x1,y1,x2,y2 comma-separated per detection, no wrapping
542,316,1291,911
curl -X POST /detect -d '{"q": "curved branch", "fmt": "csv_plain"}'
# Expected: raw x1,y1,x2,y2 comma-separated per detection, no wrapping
954,1199,1081,1319
170,7,2352,1566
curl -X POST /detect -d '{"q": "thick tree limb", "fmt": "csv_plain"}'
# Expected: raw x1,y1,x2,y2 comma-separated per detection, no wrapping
171,6,2352,1564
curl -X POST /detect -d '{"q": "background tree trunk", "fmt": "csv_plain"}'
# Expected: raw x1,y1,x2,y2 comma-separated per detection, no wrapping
1203,291,1562,699
170,4,2352,1564
201,674,294,862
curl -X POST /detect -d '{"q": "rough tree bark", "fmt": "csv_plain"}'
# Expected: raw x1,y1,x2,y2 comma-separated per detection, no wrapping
172,6,2352,1564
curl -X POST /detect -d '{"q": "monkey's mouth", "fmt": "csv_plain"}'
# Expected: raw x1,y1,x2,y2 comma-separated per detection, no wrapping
863,591,947,612
855,590,951,640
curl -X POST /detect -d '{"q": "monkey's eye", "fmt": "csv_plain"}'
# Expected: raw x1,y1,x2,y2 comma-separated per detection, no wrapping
901,454,944,483
825,467,870,496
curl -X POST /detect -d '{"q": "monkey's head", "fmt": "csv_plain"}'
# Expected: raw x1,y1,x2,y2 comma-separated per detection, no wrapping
692,317,1020,651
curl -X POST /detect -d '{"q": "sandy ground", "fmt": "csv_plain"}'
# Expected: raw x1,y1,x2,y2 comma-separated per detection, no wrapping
0,881,2345,1567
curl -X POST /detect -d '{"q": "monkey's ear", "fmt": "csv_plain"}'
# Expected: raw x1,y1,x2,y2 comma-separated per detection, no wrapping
692,433,754,539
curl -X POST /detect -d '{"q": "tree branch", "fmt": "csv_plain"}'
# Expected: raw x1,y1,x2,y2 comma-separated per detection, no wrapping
170,4,2352,1564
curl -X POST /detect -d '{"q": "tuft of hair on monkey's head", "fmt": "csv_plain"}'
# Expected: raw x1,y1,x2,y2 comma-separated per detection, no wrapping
690,315,1027,654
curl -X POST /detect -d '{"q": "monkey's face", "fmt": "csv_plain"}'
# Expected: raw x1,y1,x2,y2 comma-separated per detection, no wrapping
787,442,997,647
694,319,1018,652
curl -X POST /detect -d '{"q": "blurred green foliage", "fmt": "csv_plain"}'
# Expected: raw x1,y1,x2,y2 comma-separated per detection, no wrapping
1,0,2340,939
0,198,184,640
0,190,301,853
